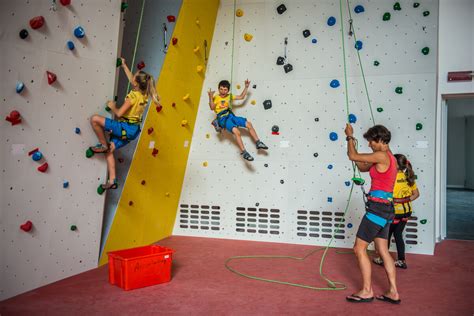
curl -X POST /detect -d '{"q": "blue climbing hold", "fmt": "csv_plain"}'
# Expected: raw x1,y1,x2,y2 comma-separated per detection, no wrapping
327,197,333,203
354,5,365,13
75,127,81,134
327,16,336,26
345,181,351,186
67,40,75,50
312,38,317,44
74,26,85,38
16,81,25,93
329,132,338,141
355,40,363,50
328,164,333,170
330,79,340,88
348,113,357,123
63,181,69,188
32,151,43,161
348,223,353,228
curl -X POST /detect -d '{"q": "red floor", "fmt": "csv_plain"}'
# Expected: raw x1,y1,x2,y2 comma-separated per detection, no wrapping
1,236,473,315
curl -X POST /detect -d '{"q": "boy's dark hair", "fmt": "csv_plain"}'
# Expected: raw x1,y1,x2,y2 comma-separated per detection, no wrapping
363,125,391,144
218,80,231,90
394,154,416,186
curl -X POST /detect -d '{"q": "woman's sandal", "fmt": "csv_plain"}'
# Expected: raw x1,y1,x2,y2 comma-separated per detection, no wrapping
90,143,109,154
100,179,118,190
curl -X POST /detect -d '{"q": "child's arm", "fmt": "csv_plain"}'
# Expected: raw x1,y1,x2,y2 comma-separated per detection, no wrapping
120,58,136,84
107,100,132,119
410,188,420,201
208,88,216,111
234,79,250,100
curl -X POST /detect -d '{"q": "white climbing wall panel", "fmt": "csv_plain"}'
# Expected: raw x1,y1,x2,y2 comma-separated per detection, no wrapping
174,0,438,255
0,0,121,300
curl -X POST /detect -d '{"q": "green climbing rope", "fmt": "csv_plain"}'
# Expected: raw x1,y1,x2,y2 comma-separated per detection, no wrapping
126,0,146,93
228,0,237,110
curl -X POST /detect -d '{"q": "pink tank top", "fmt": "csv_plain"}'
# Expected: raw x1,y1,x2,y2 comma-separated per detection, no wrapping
369,151,397,197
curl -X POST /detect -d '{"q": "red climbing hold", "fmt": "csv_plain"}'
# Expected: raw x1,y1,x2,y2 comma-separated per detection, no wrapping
5,110,21,126
60,0,71,5
28,148,39,156
128,201,134,206
20,221,33,232
118,158,124,163
172,102,176,107
37,162,48,173
29,16,45,29
156,105,163,113
152,148,159,157
172,37,178,45
147,127,154,135
137,61,145,70
46,71,57,85
141,180,146,185
167,15,176,22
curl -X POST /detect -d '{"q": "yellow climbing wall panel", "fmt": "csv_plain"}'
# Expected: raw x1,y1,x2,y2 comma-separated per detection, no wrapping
99,0,219,265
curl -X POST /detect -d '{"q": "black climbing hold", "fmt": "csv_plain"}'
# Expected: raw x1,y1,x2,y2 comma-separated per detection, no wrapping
377,107,384,112
422,47,430,55
303,29,311,38
284,63,293,73
423,11,430,17
280,179,284,184
393,2,401,11
416,123,423,131
277,4,287,15
395,87,403,94
383,12,391,21
413,3,420,8
313,153,318,158
252,84,257,89
373,60,380,66
255,203,260,207
19,29,29,39
264,163,268,167
314,117,319,122
272,125,279,133
263,100,272,110
276,56,285,65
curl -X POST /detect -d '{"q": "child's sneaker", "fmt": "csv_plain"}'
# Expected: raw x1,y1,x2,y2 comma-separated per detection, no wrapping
373,257,384,266
211,119,222,133
394,260,407,269
241,150,254,161
256,140,268,150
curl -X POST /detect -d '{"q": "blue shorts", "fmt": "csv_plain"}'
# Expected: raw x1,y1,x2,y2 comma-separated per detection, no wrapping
218,113,247,132
104,118,141,150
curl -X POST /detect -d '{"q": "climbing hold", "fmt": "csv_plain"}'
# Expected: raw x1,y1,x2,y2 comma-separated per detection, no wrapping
354,5,365,13
172,102,176,107
151,148,159,157
46,71,57,85
141,180,146,185
195,19,200,25
5,110,22,126
121,2,128,12
264,164,269,167
181,120,188,127
354,40,363,50
416,123,423,131
32,151,43,161
20,221,33,232
167,15,176,22
327,16,336,26
255,203,260,207
85,148,94,158
29,16,45,29
383,12,391,21
276,56,285,65
236,9,244,17
284,63,293,73
165,192,170,197
172,37,178,45
329,132,338,141
393,2,401,11
348,113,357,123
330,79,340,88
272,125,279,135
312,38,317,44
193,46,200,53
137,61,145,70
345,181,351,186
73,26,85,38
421,47,430,55
244,33,253,42
253,84,257,89
327,197,333,203
423,11,430,17
183,94,190,101
280,180,284,184
63,181,69,188
236,84,241,90
251,100,256,105
147,127,154,135
196,65,204,73
314,118,319,122
347,223,353,228
60,0,71,5
70,225,77,231
97,185,105,195
277,4,287,14
263,100,272,110
373,60,380,66
413,3,420,8
203,161,208,167
67,40,75,50
37,162,48,173
420,219,427,224
206,133,210,138
327,164,333,170
117,158,124,163
129,201,134,206
75,127,81,134
395,87,403,94
16,81,25,93
19,29,29,39
377,107,384,113
302,29,311,38
156,105,163,112
116,58,122,67
313,153,318,157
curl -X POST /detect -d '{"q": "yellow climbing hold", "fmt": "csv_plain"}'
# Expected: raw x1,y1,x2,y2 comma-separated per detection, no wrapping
165,192,170,197
193,46,200,53
203,161,208,167
196,65,204,73
195,19,200,25
236,84,241,89
206,133,210,138
244,33,253,42
251,100,256,105
181,120,188,126
183,93,190,101
236,9,243,17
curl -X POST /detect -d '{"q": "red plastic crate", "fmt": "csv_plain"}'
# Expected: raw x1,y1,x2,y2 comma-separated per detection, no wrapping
108,245,174,290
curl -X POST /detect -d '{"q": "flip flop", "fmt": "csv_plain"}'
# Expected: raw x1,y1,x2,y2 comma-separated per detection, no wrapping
376,295,401,304
346,294,374,303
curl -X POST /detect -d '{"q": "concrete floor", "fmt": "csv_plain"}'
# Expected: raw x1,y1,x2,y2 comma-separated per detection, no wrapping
447,188,474,240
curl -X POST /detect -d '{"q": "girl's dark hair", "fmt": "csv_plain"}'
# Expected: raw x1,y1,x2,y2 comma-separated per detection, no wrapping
218,80,231,89
363,125,391,144
394,154,416,186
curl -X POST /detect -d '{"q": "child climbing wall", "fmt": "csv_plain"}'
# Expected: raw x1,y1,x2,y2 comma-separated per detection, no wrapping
174,0,438,255
0,0,121,300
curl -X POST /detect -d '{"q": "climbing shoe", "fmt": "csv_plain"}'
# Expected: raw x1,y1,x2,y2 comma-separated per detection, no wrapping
256,140,268,150
241,150,254,161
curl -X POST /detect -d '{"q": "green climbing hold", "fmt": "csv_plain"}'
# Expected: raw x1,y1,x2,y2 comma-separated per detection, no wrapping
413,2,420,8
395,87,403,94
423,11,430,17
105,106,111,112
97,184,105,195
121,2,128,12
377,107,384,113
114,95,118,101
422,47,430,55
416,123,423,130
86,148,94,158
393,2,401,11
420,219,427,224
383,12,391,21
116,58,122,67
373,60,380,66
70,225,77,231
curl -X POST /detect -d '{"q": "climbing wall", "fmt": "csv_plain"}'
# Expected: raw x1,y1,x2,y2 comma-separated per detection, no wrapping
99,0,220,265
174,0,438,255
0,0,121,300
100,0,183,258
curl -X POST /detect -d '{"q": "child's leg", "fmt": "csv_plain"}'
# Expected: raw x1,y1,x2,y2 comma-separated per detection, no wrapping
245,121,259,142
105,143,116,182
393,221,407,261
90,115,109,147
232,127,246,152
388,223,396,249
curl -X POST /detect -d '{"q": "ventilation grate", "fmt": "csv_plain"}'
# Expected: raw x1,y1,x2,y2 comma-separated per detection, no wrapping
295,210,345,239
235,207,280,235
178,204,221,231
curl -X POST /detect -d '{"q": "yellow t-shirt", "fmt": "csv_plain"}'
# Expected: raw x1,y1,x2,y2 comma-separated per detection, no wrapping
213,94,235,115
393,171,418,215
122,90,148,124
